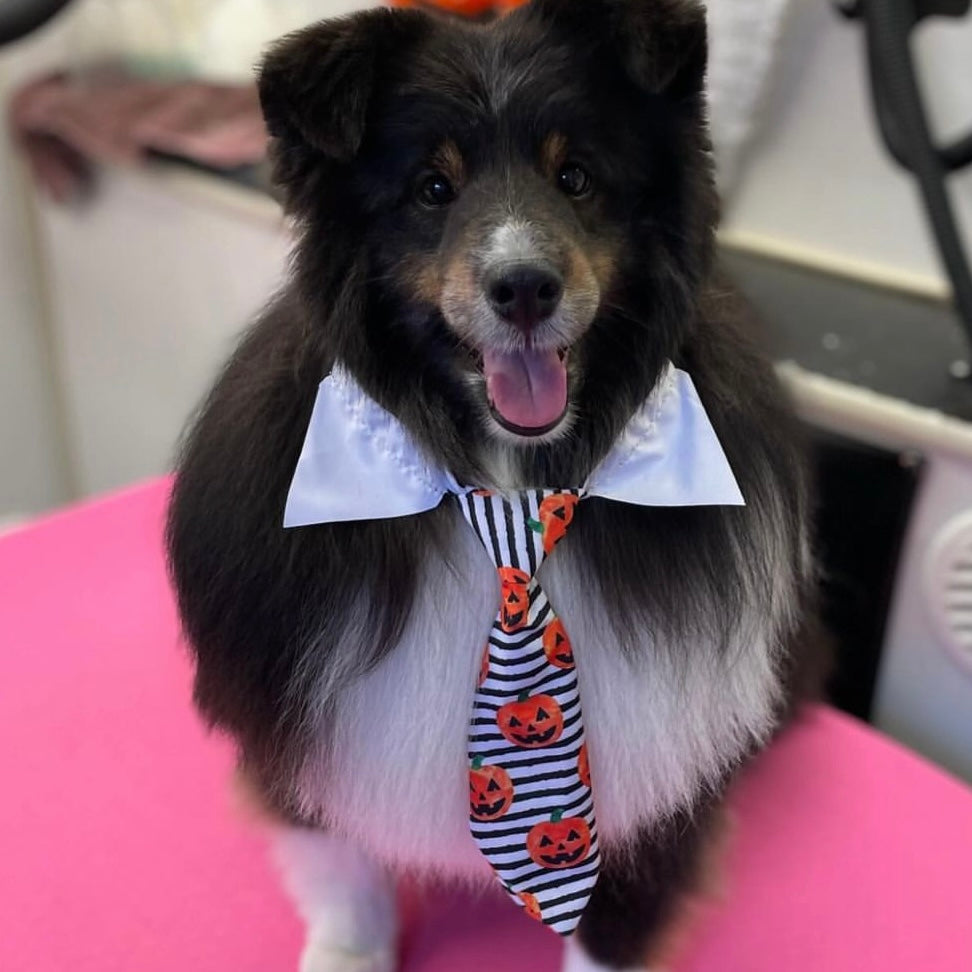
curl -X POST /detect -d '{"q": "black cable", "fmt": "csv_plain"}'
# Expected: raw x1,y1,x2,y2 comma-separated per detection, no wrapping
863,0,972,350
941,131,972,170
0,0,74,46
872,81,972,173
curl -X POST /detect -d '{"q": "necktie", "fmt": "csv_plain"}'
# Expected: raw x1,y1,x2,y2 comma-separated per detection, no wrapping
458,488,597,936
283,364,746,934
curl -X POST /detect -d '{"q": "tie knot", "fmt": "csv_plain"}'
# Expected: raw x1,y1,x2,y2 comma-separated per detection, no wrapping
457,489,581,575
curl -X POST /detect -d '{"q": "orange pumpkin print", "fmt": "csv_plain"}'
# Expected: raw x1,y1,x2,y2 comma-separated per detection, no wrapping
578,743,591,789
526,810,592,870
542,619,574,669
518,891,543,922
498,566,531,632
538,493,579,554
497,691,564,748
469,757,515,821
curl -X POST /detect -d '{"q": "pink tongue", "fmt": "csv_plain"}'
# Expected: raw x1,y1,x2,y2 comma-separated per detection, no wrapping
482,347,568,431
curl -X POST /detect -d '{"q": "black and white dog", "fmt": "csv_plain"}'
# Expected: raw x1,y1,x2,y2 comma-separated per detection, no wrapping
167,1,818,968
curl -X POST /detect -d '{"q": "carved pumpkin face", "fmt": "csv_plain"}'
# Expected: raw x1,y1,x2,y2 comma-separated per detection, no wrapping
578,743,591,789
542,619,574,669
497,692,564,748
497,566,531,633
469,758,514,821
526,811,592,870
538,493,579,554
518,892,542,922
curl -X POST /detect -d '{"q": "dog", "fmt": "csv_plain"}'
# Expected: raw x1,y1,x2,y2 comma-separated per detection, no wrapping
166,1,818,969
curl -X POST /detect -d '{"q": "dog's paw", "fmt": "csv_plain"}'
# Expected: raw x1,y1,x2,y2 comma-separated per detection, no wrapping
561,937,654,972
300,940,396,972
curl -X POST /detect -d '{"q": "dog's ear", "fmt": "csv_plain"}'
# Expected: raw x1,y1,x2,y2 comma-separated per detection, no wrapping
534,0,707,100
621,0,707,99
258,9,426,163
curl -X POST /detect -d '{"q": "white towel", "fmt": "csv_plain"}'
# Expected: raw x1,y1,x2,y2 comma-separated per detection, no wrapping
706,0,795,196
68,0,794,196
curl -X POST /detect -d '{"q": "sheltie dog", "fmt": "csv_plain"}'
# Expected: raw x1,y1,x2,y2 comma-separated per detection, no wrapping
167,1,818,968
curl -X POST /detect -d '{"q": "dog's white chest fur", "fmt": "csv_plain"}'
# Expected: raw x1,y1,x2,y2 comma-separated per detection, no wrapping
297,515,781,879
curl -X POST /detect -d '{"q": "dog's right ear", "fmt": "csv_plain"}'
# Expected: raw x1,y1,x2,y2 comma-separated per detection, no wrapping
258,9,426,164
533,0,707,102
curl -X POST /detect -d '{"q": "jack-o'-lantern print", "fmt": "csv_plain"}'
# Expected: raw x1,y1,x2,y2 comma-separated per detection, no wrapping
498,566,530,632
469,757,514,821
538,493,579,554
578,743,591,788
518,892,543,922
526,810,592,870
542,619,574,669
497,691,564,748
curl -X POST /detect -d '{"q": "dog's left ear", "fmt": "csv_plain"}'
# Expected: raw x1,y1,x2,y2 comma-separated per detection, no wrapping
535,0,707,101
258,8,427,163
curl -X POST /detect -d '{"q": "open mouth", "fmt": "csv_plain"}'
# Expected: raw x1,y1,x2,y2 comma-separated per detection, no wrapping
473,346,569,437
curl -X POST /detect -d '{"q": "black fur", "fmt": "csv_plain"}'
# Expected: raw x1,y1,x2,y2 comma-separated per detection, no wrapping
167,0,817,961
579,791,725,966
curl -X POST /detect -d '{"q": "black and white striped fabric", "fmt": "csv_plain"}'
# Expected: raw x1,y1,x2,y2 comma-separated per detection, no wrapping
458,488,597,936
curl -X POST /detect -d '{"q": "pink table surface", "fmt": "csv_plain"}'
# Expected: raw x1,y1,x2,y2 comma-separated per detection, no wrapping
1,480,970,972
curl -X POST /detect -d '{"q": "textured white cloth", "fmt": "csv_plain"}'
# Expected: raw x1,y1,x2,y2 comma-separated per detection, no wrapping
706,0,796,194
283,364,744,528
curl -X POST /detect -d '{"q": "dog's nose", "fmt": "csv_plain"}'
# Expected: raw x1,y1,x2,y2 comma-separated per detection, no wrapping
485,264,563,330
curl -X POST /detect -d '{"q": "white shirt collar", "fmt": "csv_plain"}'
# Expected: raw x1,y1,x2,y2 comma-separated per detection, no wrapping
283,363,744,528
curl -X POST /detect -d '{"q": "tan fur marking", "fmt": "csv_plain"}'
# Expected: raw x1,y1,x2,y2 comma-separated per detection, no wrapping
565,246,601,304
587,238,620,292
440,224,485,340
442,258,480,323
431,139,465,190
398,253,443,306
540,132,569,180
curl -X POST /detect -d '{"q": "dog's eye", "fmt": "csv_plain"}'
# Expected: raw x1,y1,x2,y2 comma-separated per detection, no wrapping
557,163,592,199
417,172,457,208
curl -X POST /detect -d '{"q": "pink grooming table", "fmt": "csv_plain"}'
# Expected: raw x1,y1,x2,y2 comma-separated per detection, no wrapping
1,480,970,971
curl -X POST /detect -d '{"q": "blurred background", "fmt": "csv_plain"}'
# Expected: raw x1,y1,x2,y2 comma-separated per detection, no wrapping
1,0,971,783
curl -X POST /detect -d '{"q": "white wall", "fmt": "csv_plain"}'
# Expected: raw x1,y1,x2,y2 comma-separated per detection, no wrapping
3,0,971,518
0,1,370,521
37,168,288,497
0,27,76,519
723,1,972,295
0,119,69,518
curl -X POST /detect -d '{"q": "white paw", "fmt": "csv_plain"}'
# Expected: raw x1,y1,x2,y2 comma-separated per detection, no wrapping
273,829,398,971
300,939,396,972
561,936,649,972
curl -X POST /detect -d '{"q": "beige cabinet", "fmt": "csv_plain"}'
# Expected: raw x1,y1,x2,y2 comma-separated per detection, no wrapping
36,165,289,497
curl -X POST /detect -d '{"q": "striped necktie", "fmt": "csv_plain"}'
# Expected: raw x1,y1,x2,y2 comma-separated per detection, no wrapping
458,488,598,936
